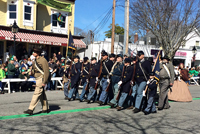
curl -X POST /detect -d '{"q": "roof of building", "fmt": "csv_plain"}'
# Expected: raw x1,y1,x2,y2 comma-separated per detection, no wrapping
0,25,84,39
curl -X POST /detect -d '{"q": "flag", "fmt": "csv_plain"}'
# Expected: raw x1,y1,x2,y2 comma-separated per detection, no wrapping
68,31,76,50
57,13,63,23
153,51,160,82
37,0,72,12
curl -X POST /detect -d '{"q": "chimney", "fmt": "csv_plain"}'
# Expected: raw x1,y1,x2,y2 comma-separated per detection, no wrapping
146,29,150,33
134,33,138,43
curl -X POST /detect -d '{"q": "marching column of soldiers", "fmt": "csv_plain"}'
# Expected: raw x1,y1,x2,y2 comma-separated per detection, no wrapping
62,50,174,115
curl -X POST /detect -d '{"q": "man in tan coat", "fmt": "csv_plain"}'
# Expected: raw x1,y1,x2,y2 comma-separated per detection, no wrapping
158,56,174,110
24,48,50,115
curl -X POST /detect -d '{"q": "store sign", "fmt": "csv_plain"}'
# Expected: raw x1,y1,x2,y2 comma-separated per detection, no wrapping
151,49,163,56
175,52,187,57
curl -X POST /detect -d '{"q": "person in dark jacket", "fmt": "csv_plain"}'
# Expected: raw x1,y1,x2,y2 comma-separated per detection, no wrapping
116,58,134,111
86,57,100,103
7,57,16,93
108,54,124,108
143,72,158,115
98,51,114,106
56,52,62,62
67,55,81,101
58,63,65,77
79,57,91,102
19,67,30,92
133,51,152,113
63,61,71,99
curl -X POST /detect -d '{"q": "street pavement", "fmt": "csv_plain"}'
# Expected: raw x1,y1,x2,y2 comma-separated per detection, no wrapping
0,86,200,134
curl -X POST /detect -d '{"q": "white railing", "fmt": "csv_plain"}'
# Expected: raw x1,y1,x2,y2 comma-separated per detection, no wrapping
2,77,63,94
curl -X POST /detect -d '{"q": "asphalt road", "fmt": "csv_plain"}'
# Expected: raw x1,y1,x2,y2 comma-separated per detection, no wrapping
0,86,200,134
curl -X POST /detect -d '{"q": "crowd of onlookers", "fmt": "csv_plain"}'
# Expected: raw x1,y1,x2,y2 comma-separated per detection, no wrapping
174,63,200,85
0,51,66,94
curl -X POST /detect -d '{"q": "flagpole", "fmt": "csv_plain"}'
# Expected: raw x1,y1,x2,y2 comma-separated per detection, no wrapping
152,50,161,72
66,30,71,59
144,50,161,94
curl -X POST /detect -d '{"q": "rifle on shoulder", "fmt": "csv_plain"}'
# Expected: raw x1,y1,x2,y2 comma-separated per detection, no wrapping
84,62,91,91
116,65,125,101
94,60,103,90
129,56,138,96
67,60,73,91
79,62,84,86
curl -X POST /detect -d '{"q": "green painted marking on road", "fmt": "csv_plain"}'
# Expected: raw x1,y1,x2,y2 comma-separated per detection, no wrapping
192,97,200,100
1,98,200,121
0,106,110,121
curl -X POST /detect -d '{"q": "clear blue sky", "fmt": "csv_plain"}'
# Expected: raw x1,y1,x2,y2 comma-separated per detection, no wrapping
74,0,125,41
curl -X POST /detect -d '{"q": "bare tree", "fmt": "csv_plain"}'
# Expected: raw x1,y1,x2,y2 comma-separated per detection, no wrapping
130,0,200,59
74,27,91,45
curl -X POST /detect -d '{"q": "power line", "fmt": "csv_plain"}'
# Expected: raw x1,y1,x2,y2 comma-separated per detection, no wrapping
77,6,113,34
93,7,113,35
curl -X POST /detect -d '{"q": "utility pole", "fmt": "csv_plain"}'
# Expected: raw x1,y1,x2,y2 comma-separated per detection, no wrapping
111,0,116,54
123,0,129,55
90,30,94,58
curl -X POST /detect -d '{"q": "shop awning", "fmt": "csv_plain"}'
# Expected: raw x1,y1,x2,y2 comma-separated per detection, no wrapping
0,30,86,48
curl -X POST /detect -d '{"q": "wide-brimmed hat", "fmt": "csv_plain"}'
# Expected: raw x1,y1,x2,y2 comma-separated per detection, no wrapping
33,48,42,54
162,55,170,61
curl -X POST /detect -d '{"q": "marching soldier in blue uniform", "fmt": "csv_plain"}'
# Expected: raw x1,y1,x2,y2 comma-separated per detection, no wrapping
79,57,91,102
63,61,71,99
116,58,134,111
133,51,152,113
143,72,158,115
67,55,81,101
108,54,124,108
98,51,114,106
86,57,100,103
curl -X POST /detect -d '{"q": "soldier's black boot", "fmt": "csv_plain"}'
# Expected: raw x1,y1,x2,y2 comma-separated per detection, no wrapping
98,101,103,106
108,103,115,108
41,109,50,114
24,109,33,115
133,108,140,113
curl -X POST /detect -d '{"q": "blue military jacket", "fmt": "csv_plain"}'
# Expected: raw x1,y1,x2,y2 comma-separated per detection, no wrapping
111,62,124,84
71,62,81,88
148,79,158,91
135,59,152,83
81,62,90,84
101,59,113,78
89,63,100,87
121,65,134,93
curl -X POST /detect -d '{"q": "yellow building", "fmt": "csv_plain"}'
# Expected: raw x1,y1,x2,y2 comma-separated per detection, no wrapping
0,0,85,62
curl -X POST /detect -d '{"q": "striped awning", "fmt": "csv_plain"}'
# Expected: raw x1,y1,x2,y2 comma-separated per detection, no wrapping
0,30,86,48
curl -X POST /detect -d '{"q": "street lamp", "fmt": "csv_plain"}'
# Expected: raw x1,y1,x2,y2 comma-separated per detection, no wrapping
192,46,197,67
192,46,197,54
11,20,19,56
